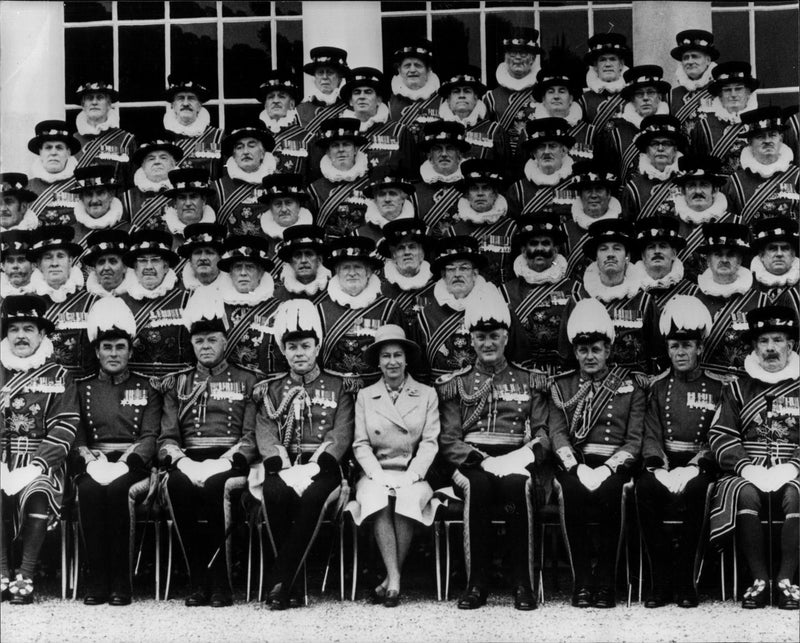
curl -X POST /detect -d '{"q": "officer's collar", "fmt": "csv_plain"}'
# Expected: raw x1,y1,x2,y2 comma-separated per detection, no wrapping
672,366,702,382
579,366,609,383
196,358,229,377
289,364,321,384
98,368,131,385
475,357,507,375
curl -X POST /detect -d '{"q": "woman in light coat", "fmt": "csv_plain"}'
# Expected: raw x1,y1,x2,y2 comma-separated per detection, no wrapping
353,324,440,607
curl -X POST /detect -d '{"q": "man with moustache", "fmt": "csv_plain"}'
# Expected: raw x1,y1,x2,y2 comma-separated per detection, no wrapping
272,225,331,303
162,75,223,180
526,65,593,150
670,30,719,125
0,174,39,233
296,46,350,131
68,165,128,245
178,223,226,295
355,166,417,243
161,168,217,248
723,107,800,224
82,230,134,298
388,39,441,133
750,217,799,310
258,174,315,275
690,62,759,174
214,124,276,237
483,29,542,157
622,115,687,220
26,121,81,227
1,232,35,299
501,213,576,375
708,305,800,610
0,295,80,604
580,33,631,134
124,133,184,231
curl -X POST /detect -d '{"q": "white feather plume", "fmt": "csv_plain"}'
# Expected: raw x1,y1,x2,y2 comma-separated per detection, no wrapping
464,284,511,331
273,299,323,352
659,295,712,339
181,294,229,331
567,298,615,344
86,296,136,342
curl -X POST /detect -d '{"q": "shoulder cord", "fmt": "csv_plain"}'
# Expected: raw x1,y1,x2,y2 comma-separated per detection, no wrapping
459,376,496,434
550,380,593,439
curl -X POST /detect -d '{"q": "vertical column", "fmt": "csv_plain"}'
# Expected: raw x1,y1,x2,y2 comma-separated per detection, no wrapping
632,1,712,74
0,1,66,170
301,1,383,96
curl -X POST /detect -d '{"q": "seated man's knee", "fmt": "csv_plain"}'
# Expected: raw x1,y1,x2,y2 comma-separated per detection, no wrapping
737,483,762,514
781,484,800,516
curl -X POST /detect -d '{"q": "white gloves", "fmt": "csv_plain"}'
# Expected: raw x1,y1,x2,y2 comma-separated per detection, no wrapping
577,463,612,492
177,458,232,487
279,462,320,497
370,470,418,489
86,460,129,486
480,447,535,478
2,464,43,496
741,464,774,493
768,463,800,490
654,466,699,494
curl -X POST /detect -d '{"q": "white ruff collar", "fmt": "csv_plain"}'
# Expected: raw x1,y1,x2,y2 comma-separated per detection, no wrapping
384,259,432,291
164,204,215,236
133,167,172,193
306,86,341,105
585,66,628,94
364,199,414,229
342,103,390,132
697,266,753,298
75,107,120,136
751,255,800,289
433,274,491,312
571,196,622,230
439,100,487,127
636,258,685,291
513,253,567,285
73,197,124,230
420,160,463,185
163,106,211,137
327,273,382,309
675,62,716,92
0,336,54,372
495,62,540,92
583,262,641,302
1,208,39,232
221,272,275,305
86,268,136,297
532,101,583,127
127,269,178,300
524,155,574,186
638,153,682,181
673,191,728,225
29,156,77,183
280,263,330,296
320,152,369,183
259,109,299,134
740,144,794,178
181,262,224,292
456,195,508,225
701,94,758,125
260,207,313,239
391,73,441,101
744,351,800,384
32,266,84,303
619,100,669,129
0,272,35,296
225,153,277,184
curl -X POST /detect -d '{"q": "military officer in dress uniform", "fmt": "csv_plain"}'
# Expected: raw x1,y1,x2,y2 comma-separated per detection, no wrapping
670,30,719,126
162,75,223,180
0,295,80,604
355,166,417,243
436,288,549,611
159,301,259,607
637,296,725,608
255,299,355,609
750,217,799,310
296,46,350,131
1,232,35,299
272,225,331,303
580,33,631,134
258,173,315,275
26,120,81,227
708,306,800,610
72,81,136,181
0,174,39,233
387,38,441,135
82,229,134,298
723,107,800,225
549,298,645,608
73,297,161,606
68,165,128,247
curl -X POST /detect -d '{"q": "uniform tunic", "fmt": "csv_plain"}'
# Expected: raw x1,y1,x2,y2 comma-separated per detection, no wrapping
671,85,713,126
413,181,461,237
447,216,518,286
622,173,681,221
43,289,98,376
74,128,137,183
580,90,626,136
28,177,80,228
213,175,271,237
173,126,224,181
123,188,171,232
722,163,800,224
308,174,370,238
689,112,747,174
388,93,440,139
596,116,641,183
269,121,314,178
223,298,283,375
483,85,536,157
506,174,577,220
296,98,347,132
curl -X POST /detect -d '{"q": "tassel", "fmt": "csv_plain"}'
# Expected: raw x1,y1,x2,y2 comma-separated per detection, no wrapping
342,375,364,394
435,374,459,401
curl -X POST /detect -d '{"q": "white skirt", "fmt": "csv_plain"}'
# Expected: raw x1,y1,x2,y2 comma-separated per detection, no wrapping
350,470,439,526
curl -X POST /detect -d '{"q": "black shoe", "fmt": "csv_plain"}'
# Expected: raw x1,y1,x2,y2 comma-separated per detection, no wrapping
457,586,487,610
1,575,9,602
8,575,34,605
742,579,768,609
108,591,132,606
644,588,671,608
571,586,593,608
594,586,616,609
83,592,108,605
513,584,536,611
268,583,289,611
776,579,800,610
210,591,232,608
288,586,304,608
384,589,400,608
185,590,209,607
675,589,698,608
368,586,386,605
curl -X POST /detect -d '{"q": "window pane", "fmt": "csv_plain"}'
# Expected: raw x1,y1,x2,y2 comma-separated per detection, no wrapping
712,11,750,70
118,2,164,20
223,104,263,130
381,16,427,71
540,10,589,59
170,1,217,19
119,107,165,141
712,1,748,6
222,1,271,17
592,8,632,45
758,92,797,110
275,2,302,16
276,20,304,75
120,25,165,101
382,2,427,12
755,9,798,88
64,1,111,22
65,27,113,103
171,24,218,97
223,22,272,99
432,14,481,75
486,11,536,68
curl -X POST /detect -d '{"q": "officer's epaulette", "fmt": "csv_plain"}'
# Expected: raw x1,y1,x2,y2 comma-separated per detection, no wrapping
510,362,550,393
434,365,471,400
553,369,577,381
155,366,192,394
253,374,284,402
704,370,738,384
650,368,671,385
73,372,97,383
231,363,265,378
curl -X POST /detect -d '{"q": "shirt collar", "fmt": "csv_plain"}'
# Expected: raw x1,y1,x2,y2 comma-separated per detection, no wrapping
197,359,229,377
98,368,131,385
289,364,321,384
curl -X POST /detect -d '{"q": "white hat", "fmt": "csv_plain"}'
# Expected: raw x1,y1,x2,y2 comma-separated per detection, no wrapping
464,284,511,332
86,296,136,343
659,295,712,340
181,294,229,335
273,299,323,352
567,298,615,345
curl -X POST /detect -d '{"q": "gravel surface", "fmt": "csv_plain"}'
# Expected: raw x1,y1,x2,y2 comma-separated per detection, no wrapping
2,595,798,643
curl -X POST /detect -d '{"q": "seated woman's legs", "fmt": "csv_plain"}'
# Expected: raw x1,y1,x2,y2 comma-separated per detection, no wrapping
372,501,415,595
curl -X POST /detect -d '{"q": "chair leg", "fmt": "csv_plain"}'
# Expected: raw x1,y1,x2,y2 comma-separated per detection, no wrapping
258,523,265,602
303,562,308,607
72,521,79,600
538,523,545,605
732,534,738,602
434,522,442,602
720,549,726,601
444,522,452,601
155,520,162,601
338,518,345,601
165,520,173,601
61,519,68,600
350,520,358,601
246,522,253,602
638,532,644,604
